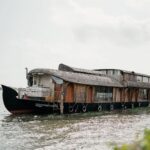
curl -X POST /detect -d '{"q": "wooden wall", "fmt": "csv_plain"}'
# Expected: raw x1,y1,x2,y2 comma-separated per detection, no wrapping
65,83,74,103
64,83,94,103
112,88,140,103
59,82,150,104
148,90,150,100
54,84,62,102
74,84,86,103
113,88,120,102
86,86,93,103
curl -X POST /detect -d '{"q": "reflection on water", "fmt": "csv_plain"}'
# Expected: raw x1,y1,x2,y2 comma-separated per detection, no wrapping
1,90,150,150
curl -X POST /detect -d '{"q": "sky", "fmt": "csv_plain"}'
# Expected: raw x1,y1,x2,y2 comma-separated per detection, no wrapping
1,0,150,87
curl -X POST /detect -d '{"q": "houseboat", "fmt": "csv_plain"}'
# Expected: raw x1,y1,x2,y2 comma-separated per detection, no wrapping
2,64,150,114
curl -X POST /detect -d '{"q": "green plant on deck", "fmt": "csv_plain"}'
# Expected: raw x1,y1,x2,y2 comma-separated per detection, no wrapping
114,129,150,150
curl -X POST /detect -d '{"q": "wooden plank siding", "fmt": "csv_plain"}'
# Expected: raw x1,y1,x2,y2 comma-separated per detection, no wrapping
148,90,150,101
74,84,86,103
54,84,62,102
124,88,128,102
113,88,121,102
86,86,93,103
64,83,94,103
135,89,139,102
62,83,150,104
131,89,137,102
65,83,74,103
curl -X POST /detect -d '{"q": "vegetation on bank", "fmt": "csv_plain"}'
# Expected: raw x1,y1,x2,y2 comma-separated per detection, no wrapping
114,129,150,150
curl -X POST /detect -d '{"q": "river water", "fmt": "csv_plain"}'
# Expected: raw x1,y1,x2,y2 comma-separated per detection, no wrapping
1,90,150,150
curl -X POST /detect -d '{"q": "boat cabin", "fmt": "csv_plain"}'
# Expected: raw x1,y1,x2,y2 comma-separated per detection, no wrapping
18,64,150,106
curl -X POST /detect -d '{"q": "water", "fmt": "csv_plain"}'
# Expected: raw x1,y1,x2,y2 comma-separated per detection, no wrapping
1,90,150,150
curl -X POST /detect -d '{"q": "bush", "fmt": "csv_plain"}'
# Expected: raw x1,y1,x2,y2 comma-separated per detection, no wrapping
114,129,150,150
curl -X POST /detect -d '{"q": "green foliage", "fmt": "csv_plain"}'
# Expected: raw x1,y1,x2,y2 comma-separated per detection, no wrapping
114,129,150,150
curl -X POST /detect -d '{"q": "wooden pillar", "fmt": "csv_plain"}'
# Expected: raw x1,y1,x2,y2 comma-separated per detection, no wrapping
135,88,138,102
113,88,116,102
124,88,128,102
120,88,122,102
60,85,64,114
122,88,125,102
148,90,150,101
93,87,95,103
73,84,76,103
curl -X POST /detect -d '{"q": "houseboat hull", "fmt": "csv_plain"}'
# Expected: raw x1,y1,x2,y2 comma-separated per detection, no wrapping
2,85,60,114
1,85,149,115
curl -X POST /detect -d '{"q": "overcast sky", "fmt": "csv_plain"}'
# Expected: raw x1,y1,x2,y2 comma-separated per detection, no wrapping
1,0,150,87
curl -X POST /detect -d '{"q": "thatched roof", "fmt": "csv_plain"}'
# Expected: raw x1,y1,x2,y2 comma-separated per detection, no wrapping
124,81,150,89
28,64,150,89
29,69,123,87
59,63,102,75
60,64,150,78
95,69,150,78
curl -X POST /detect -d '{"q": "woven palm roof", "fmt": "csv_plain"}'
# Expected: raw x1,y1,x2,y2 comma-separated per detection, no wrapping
124,81,150,89
59,64,150,78
59,63,102,75
29,68,123,87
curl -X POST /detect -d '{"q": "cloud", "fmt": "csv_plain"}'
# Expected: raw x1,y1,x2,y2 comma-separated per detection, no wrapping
73,17,150,46
47,0,150,47
1,0,150,87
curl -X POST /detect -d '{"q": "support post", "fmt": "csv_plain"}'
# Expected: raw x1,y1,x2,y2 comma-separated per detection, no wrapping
60,86,64,114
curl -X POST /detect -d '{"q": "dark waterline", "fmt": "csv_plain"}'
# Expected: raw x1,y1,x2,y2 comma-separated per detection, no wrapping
1,91,150,150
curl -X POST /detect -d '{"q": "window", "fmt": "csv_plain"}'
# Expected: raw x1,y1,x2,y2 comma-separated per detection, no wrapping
95,86,113,101
113,70,120,76
107,70,113,75
139,89,148,100
33,78,37,85
137,76,142,82
100,70,107,74
124,74,130,80
28,76,33,86
129,74,136,81
143,77,149,83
